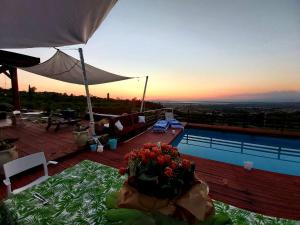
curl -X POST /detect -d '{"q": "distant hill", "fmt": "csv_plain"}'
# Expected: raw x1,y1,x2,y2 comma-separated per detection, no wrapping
0,88,162,114
216,91,300,103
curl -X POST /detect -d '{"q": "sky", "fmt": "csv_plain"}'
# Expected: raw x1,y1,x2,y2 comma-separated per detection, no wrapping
1,0,300,101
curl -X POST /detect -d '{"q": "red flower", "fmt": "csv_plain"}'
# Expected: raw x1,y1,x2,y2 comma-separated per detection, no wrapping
164,167,173,177
124,151,139,162
151,146,159,151
182,159,191,169
164,155,171,163
157,155,165,165
144,149,151,156
152,148,161,156
119,167,127,175
149,151,156,159
143,143,152,149
138,150,145,158
170,160,178,169
161,143,172,151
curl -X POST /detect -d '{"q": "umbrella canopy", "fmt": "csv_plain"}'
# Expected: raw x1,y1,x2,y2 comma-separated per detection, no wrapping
21,50,130,85
0,0,117,48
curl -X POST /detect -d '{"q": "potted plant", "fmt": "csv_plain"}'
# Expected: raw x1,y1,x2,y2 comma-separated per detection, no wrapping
0,138,18,174
119,143,195,199
116,142,215,224
73,124,89,148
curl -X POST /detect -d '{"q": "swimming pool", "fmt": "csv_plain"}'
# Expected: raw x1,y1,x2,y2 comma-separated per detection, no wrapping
172,128,300,176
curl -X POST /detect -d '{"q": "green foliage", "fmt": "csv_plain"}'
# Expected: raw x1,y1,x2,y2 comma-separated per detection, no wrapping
0,88,162,115
105,192,119,209
105,208,147,222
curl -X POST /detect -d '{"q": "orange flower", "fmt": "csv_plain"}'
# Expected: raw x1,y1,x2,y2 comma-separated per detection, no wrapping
118,167,127,175
164,167,173,177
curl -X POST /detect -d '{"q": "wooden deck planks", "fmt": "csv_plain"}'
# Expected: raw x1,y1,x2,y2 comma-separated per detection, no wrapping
0,121,299,220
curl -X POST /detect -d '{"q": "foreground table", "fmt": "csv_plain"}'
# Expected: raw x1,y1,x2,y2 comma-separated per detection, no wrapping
0,160,124,225
0,160,297,225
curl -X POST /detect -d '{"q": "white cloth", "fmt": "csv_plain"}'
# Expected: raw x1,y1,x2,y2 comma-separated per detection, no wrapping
21,50,130,85
0,0,117,48
115,120,123,131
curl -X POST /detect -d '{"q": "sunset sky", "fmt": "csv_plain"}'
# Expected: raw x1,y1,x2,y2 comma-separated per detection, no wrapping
1,0,299,101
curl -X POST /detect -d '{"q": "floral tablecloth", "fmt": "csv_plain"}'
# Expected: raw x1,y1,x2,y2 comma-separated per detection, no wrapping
0,160,298,225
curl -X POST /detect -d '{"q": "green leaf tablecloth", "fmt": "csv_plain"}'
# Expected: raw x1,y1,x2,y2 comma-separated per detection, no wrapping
0,160,298,225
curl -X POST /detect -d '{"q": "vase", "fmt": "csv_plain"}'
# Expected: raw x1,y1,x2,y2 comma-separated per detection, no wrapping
73,130,89,148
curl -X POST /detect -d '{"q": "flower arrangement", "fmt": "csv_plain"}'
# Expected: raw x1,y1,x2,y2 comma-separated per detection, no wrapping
119,142,195,199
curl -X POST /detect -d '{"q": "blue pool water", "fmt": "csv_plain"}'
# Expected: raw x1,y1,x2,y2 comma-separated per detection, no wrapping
172,128,300,176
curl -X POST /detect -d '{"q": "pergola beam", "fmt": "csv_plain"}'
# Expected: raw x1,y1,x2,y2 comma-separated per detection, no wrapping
0,50,40,110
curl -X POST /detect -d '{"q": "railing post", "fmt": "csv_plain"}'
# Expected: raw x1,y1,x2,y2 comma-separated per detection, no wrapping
263,113,267,128
281,114,286,131
241,142,244,153
278,147,281,159
210,138,212,148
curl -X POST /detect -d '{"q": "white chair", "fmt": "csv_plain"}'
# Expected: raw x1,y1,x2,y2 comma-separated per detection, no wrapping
12,110,27,127
3,152,57,195
164,108,174,120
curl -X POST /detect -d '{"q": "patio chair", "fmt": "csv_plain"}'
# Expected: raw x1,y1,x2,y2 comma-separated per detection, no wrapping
2,152,57,195
11,110,27,127
164,108,174,120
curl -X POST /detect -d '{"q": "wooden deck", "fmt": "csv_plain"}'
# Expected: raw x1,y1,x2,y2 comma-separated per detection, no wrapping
1,121,300,220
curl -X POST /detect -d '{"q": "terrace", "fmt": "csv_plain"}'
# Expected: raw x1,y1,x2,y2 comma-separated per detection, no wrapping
0,114,299,222
0,1,299,224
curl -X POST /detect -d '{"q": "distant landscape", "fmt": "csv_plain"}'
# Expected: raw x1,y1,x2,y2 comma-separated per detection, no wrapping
161,101,300,132
1,87,299,132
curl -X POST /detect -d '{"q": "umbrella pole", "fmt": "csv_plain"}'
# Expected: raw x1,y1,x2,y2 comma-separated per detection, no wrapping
140,76,148,112
79,48,95,136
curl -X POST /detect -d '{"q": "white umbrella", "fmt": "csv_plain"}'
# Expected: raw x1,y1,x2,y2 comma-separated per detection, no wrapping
0,0,118,135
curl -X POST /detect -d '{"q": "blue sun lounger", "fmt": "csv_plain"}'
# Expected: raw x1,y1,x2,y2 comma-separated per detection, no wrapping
152,120,169,132
167,119,184,129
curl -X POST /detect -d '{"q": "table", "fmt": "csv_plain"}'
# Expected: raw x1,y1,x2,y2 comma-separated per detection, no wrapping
0,161,297,225
0,160,125,225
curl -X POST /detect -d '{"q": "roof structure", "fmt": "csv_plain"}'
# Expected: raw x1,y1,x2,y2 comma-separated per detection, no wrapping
0,50,40,68
0,50,40,109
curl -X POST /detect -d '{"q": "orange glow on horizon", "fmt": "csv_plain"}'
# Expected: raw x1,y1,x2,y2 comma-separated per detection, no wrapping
0,69,299,101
